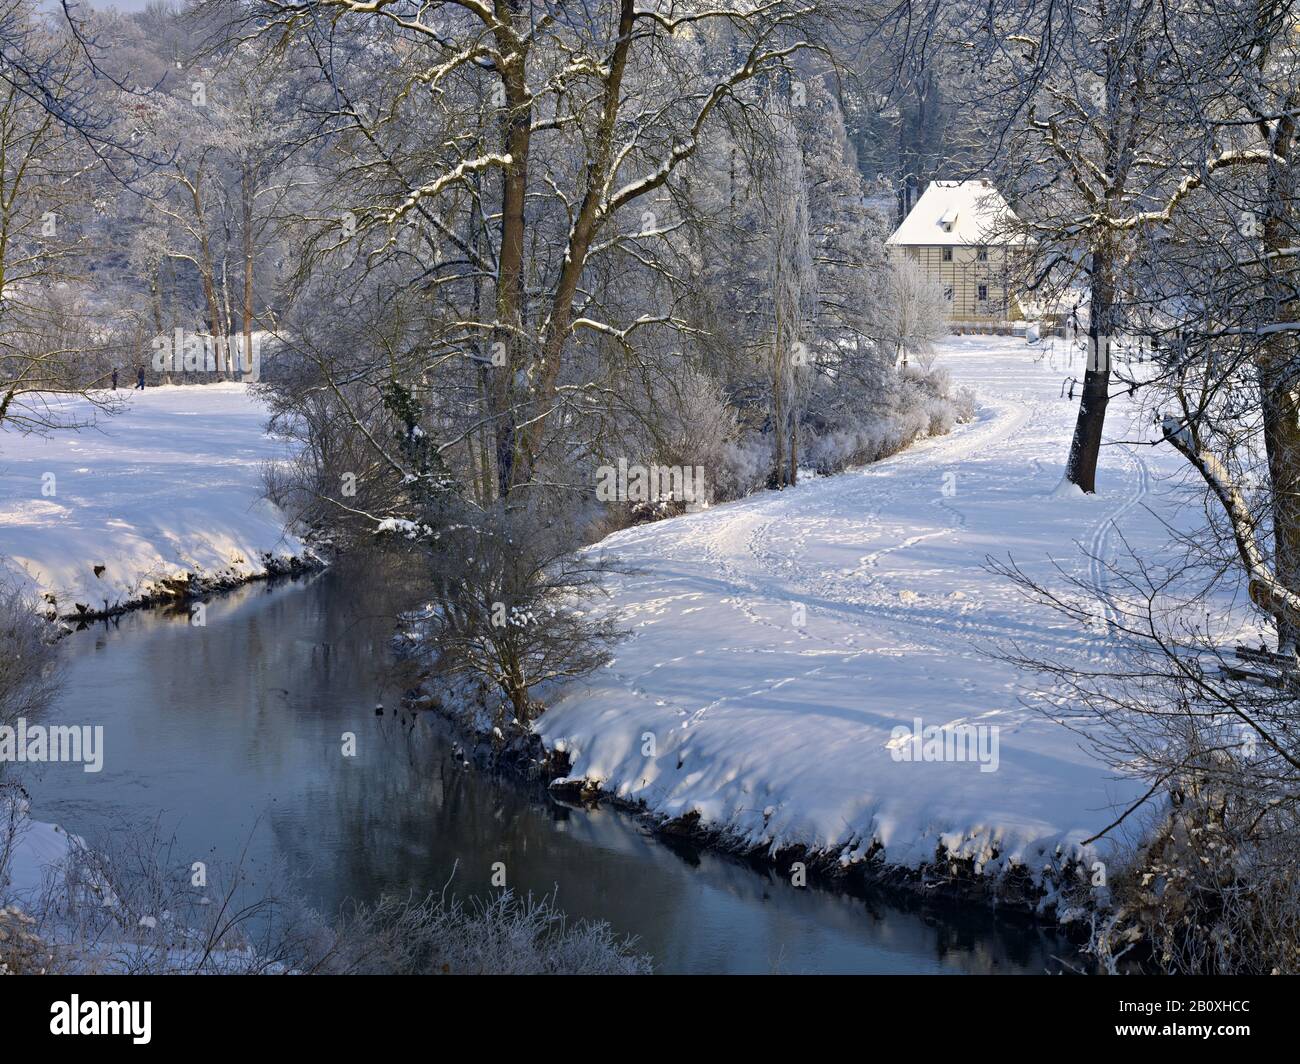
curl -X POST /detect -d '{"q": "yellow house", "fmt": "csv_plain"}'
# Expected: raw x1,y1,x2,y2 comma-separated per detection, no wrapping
886,180,1029,325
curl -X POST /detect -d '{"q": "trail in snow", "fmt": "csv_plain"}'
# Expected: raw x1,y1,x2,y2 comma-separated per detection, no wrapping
1088,442,1152,631
538,336,1191,879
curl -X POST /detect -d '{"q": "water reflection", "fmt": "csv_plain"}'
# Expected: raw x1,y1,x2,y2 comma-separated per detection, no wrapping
25,572,1072,974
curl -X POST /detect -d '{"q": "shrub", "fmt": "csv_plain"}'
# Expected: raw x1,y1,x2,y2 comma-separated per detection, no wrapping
317,889,652,975
0,904,59,974
0,580,61,741
399,500,625,726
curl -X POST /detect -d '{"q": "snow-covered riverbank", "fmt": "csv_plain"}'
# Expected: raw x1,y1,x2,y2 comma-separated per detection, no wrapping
0,345,1189,915
0,798,75,909
0,384,311,618
531,336,1187,899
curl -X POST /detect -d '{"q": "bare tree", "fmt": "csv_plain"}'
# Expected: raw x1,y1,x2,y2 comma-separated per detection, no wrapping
977,0,1300,972
881,255,947,368
235,0,846,498
0,6,120,430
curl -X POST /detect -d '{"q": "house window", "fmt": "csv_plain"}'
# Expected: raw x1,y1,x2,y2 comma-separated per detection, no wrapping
942,247,952,262
978,284,988,301
976,247,989,262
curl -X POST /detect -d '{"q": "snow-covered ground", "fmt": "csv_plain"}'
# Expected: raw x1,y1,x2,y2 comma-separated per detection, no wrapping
0,345,1190,902
0,384,306,615
538,336,1185,884
0,799,75,906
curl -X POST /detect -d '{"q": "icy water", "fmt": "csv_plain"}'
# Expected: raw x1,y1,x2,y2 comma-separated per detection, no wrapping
24,572,1073,974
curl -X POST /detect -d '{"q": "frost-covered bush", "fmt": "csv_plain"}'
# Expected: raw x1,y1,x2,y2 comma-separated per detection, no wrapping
0,904,59,975
646,367,738,498
0,581,60,743
320,889,652,975
583,365,740,524
715,433,773,501
896,365,977,440
793,366,976,479
706,362,977,499
804,420,900,473
880,258,950,369
1079,792,1300,975
3,814,651,974
400,500,626,726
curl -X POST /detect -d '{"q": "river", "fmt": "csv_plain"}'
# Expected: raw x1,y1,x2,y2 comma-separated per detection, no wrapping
22,572,1074,974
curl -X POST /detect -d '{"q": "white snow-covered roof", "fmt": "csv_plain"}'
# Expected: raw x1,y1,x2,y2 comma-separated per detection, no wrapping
886,180,1026,247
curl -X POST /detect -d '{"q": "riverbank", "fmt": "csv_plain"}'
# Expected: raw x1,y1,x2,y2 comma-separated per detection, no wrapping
0,791,75,910
413,336,1196,931
414,675,1093,931
0,341,1176,964
0,384,319,620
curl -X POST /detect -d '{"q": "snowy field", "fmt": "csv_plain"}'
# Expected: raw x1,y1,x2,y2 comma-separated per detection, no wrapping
0,343,1192,900
538,335,1187,884
0,384,306,616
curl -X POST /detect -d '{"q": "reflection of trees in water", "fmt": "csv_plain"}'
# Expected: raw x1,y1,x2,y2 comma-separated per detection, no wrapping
250,573,697,947
64,572,1073,972
283,573,1069,971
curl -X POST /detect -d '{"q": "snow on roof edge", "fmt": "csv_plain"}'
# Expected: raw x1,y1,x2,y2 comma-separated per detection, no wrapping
886,180,1029,247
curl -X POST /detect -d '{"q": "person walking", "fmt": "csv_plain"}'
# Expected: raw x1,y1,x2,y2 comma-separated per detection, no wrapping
110,368,118,390
135,366,145,390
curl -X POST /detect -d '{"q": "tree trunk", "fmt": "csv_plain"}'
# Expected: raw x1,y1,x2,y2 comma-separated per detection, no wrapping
241,166,255,381
1258,121,1300,654
490,5,532,499
1064,254,1114,493
190,176,227,378
771,370,786,488
467,164,494,505
514,0,638,490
